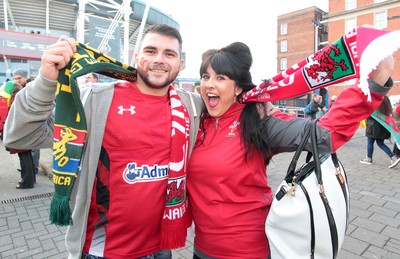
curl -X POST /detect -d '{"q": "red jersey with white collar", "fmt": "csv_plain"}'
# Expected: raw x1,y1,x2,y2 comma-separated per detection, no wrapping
83,82,172,258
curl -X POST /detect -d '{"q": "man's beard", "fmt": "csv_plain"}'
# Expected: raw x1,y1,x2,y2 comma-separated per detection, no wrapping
137,67,178,89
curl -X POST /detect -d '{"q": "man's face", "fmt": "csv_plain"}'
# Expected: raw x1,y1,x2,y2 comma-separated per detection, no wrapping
13,75,27,87
85,74,97,84
134,32,183,93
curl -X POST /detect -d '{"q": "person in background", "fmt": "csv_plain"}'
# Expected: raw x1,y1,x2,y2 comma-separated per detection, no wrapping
328,95,337,110
315,94,327,119
12,69,29,88
172,81,179,89
186,41,394,258
306,93,326,119
392,103,400,160
360,96,400,168
0,81,34,189
0,81,22,138
84,72,99,85
4,24,203,258
13,69,41,184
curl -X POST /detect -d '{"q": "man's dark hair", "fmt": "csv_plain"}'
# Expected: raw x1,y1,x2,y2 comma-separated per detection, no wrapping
142,24,183,53
92,73,99,81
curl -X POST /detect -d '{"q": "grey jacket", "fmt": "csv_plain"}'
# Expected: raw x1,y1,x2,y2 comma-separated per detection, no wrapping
4,73,204,259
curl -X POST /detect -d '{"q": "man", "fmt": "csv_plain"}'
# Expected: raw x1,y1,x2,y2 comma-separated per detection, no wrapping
4,24,203,258
84,72,99,84
12,69,29,87
305,94,326,120
12,69,40,187
13,69,41,180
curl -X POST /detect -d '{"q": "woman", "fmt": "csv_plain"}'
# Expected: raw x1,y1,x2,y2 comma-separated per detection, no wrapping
186,42,393,258
359,96,400,168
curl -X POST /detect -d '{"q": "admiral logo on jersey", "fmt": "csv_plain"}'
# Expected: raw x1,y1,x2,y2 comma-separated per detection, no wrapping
123,163,168,184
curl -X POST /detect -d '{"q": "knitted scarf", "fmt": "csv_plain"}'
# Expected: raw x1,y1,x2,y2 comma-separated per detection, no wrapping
240,26,400,103
50,43,190,249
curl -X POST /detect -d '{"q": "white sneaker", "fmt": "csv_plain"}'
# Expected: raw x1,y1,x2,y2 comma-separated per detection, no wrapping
360,157,372,165
389,156,400,169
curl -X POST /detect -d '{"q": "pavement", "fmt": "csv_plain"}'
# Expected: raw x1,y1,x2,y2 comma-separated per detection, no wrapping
0,127,399,258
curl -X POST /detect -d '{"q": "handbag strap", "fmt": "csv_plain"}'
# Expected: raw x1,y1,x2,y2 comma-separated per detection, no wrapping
285,120,324,186
285,121,312,178
310,120,323,185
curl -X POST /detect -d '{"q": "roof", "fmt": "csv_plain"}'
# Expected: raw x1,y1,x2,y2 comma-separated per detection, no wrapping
0,0,179,52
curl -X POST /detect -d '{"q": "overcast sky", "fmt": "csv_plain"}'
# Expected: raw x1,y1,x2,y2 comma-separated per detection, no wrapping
148,0,329,82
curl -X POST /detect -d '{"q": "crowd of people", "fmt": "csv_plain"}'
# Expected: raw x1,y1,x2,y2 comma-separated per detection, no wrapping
1,23,399,259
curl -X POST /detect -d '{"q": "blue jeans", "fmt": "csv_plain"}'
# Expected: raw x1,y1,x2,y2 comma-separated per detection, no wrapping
367,137,394,158
18,150,35,186
32,149,40,175
82,250,171,259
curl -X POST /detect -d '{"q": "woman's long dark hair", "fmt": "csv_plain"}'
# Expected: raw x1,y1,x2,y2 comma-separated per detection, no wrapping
378,96,392,116
198,42,270,160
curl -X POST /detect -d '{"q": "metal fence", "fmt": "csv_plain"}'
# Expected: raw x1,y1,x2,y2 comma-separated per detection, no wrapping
277,106,306,118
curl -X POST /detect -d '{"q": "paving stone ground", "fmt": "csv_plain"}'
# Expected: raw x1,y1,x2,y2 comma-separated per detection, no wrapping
1,127,399,258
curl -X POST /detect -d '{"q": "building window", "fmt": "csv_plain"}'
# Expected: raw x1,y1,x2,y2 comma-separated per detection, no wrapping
345,18,357,33
280,23,287,35
280,58,287,70
280,40,287,52
374,0,387,3
345,0,356,10
375,11,387,29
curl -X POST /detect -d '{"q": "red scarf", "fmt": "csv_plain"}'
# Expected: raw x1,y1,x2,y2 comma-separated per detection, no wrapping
240,26,400,103
161,86,191,249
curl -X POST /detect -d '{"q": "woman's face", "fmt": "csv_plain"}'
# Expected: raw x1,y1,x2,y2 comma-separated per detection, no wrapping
200,65,242,118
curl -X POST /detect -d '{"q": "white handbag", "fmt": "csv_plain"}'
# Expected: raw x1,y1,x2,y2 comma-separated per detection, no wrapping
266,121,350,259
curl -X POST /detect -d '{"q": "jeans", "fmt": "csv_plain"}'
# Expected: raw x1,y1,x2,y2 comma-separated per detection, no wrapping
367,137,394,158
82,250,172,259
32,149,40,175
18,150,35,186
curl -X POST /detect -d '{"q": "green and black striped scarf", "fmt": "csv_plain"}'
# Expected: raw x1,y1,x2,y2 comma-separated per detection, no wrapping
50,42,137,226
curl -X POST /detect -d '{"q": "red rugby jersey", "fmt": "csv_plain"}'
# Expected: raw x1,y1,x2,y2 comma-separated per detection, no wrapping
83,82,172,258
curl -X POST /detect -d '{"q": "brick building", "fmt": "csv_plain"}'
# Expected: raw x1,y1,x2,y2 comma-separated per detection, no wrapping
276,6,328,109
325,0,400,98
276,0,400,110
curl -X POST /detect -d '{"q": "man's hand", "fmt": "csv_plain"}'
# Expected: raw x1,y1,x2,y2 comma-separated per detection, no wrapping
41,36,77,81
